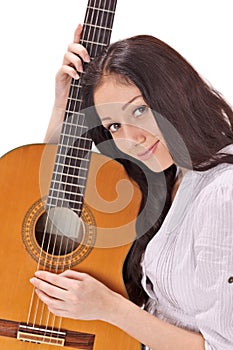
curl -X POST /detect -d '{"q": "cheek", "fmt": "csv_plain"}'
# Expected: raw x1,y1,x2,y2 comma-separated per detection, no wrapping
112,137,131,154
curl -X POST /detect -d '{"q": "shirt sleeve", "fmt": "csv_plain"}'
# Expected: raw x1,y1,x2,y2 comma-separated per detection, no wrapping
193,182,233,350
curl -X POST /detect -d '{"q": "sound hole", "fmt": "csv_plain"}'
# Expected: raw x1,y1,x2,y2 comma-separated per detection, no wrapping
35,207,84,256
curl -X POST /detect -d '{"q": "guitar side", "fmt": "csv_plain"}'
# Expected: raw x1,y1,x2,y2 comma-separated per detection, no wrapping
0,143,141,350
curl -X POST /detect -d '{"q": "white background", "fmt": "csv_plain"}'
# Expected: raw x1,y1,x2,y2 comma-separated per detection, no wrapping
0,0,232,157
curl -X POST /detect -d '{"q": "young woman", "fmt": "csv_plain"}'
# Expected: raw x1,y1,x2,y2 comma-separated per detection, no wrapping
30,24,233,350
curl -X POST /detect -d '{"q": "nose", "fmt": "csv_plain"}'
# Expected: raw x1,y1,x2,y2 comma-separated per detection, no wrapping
122,124,146,146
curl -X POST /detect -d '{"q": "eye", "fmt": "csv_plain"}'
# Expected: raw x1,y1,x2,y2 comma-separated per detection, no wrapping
133,105,148,118
107,123,121,134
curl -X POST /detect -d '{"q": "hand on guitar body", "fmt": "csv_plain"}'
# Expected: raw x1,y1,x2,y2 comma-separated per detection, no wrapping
30,269,121,322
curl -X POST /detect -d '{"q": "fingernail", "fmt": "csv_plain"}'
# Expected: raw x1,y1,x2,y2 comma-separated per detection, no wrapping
73,73,80,80
84,56,91,63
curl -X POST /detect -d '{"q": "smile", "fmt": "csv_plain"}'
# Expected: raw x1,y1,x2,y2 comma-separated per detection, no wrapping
137,141,159,160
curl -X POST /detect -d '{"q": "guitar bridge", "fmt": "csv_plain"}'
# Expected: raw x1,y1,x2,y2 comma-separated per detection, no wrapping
17,324,65,346
13,322,95,349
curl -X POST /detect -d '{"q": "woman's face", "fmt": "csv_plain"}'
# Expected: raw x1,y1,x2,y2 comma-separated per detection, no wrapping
94,76,173,172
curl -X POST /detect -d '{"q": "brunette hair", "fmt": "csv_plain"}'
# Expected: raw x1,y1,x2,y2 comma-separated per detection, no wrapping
82,35,233,306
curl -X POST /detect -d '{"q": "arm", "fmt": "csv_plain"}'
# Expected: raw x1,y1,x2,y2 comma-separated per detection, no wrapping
44,24,90,143
193,180,233,350
30,269,205,350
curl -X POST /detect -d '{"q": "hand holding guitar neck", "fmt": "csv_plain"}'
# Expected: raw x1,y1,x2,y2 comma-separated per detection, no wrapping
45,24,90,144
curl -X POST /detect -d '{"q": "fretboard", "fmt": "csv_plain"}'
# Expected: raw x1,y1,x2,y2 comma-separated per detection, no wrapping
47,0,117,215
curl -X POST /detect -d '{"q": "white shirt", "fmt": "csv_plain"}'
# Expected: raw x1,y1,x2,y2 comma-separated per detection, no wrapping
141,145,233,350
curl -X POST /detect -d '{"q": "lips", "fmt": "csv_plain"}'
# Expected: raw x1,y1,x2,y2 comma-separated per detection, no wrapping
137,141,159,160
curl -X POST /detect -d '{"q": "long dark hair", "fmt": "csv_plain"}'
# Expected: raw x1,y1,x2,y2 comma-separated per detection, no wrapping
82,35,233,306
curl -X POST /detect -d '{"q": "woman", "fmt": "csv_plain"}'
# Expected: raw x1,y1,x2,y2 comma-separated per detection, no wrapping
30,25,233,350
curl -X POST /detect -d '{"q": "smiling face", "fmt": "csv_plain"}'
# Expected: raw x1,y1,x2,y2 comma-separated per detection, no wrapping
94,75,174,172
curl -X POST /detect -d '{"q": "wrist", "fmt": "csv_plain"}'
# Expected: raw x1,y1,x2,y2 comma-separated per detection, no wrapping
103,291,134,327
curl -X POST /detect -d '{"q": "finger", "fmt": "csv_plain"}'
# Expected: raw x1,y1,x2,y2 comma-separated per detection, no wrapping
63,50,84,72
67,43,90,63
73,24,83,43
59,65,80,80
30,276,67,300
59,269,87,280
33,270,68,290
34,288,65,316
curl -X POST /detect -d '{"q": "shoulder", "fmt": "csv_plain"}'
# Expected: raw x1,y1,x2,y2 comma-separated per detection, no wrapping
190,163,233,251
194,162,233,204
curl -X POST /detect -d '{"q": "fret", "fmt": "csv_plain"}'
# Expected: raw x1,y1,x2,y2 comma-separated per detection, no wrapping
63,112,87,125
54,155,89,165
54,157,89,170
61,123,89,133
51,168,89,181
64,110,85,118
49,187,86,200
67,97,82,104
85,23,112,31
52,166,88,180
65,102,80,113
88,0,117,11
64,114,87,125
70,82,82,89
51,175,87,185
65,100,81,113
84,9,115,32
82,29,111,47
47,197,83,207
59,134,91,143
63,112,86,120
87,6,114,15
51,171,88,185
60,127,88,140
56,144,92,153
47,193,84,205
59,135,92,145
46,198,83,213
51,169,89,179
52,168,88,181
68,86,83,101
82,39,107,47
50,179,86,195
53,163,86,173
87,6,115,14
47,197,84,209
79,42,108,61
62,121,90,136
63,114,86,123
48,188,85,199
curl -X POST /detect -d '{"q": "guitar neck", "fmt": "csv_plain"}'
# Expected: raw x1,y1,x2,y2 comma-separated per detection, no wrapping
82,0,117,57
47,0,117,214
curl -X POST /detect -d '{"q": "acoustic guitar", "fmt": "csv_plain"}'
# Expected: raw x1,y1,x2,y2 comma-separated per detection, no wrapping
0,0,141,349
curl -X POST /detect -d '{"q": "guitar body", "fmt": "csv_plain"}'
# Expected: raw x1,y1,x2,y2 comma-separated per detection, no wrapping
0,144,141,350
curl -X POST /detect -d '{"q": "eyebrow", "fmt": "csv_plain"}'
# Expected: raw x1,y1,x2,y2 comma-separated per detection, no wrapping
101,95,143,122
122,95,142,111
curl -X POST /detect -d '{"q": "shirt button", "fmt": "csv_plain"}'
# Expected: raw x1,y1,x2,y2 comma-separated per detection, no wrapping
228,277,233,284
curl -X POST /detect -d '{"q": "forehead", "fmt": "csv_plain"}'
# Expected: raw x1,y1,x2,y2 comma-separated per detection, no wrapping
94,75,141,107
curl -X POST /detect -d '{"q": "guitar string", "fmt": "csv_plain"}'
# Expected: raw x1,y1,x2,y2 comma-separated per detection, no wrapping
27,54,75,334
45,0,108,341
53,0,106,339
53,0,116,342
65,0,111,271
50,0,114,338
27,0,116,344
